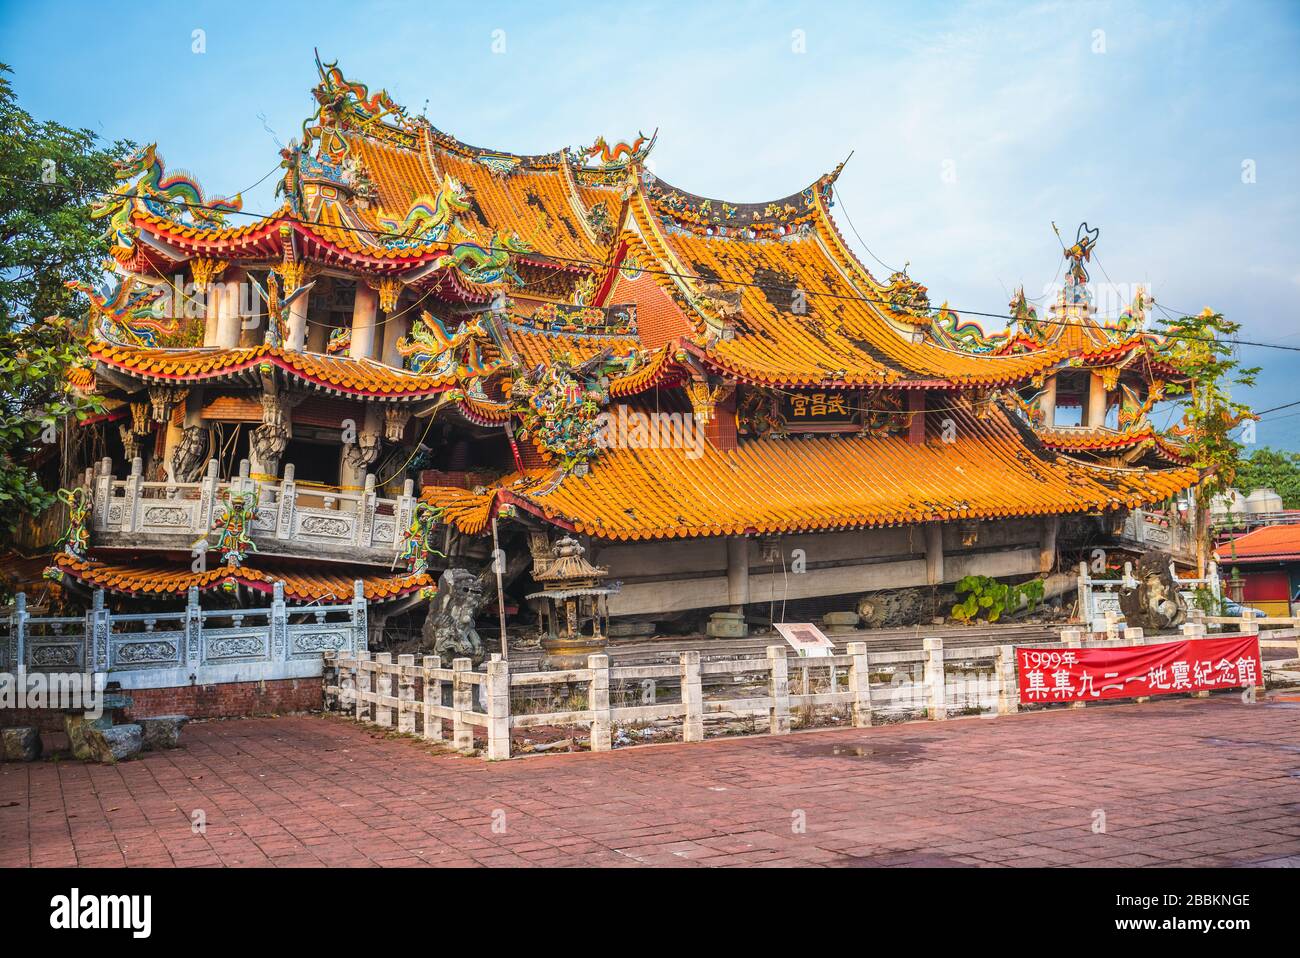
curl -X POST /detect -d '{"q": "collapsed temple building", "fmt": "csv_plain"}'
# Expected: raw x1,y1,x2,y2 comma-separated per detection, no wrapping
7,55,1201,646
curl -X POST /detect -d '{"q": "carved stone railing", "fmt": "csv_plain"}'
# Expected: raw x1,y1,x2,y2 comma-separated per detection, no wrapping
2,582,367,689
1117,508,1196,562
88,457,417,564
1076,560,1220,631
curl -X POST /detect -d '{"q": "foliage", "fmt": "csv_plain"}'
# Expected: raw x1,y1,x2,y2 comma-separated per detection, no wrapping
1231,447,1300,510
0,63,122,538
1156,310,1258,499
1156,309,1259,572
951,575,1044,624
1190,585,1225,617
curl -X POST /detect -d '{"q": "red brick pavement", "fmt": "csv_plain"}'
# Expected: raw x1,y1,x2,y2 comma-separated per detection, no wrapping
2,696,1298,867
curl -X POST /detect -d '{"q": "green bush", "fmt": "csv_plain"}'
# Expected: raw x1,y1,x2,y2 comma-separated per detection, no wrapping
951,575,1044,624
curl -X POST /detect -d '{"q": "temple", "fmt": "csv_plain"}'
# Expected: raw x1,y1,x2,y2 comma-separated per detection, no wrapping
7,55,1201,653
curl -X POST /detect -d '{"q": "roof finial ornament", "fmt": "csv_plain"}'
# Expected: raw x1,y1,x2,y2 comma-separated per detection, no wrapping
577,129,657,169
1062,221,1100,305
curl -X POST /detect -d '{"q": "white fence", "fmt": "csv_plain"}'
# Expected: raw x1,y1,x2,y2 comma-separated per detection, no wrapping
1077,560,1220,631
324,622,1296,761
2,583,368,689
90,457,417,562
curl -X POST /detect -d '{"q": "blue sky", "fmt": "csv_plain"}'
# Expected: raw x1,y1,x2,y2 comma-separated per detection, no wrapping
3,0,1298,449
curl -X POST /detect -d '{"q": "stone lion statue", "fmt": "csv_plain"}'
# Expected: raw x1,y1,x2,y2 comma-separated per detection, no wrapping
1118,551,1187,632
421,568,488,663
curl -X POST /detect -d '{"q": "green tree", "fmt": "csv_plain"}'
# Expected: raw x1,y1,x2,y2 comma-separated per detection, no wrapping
1232,447,1300,509
1157,309,1259,575
0,62,125,540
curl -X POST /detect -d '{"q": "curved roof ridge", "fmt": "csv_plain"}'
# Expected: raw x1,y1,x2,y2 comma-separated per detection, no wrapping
642,163,840,214
415,118,572,168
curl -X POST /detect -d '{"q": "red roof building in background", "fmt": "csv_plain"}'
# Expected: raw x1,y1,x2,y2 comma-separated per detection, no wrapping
1216,524,1300,616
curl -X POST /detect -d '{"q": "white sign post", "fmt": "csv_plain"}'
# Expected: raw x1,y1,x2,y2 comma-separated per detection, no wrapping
774,622,836,658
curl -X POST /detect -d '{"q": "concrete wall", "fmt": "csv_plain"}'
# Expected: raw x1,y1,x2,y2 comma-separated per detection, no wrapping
592,519,1046,617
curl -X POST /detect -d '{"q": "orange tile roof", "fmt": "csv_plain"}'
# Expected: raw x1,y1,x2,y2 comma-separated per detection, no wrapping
629,190,1060,389
607,345,685,397
350,127,620,266
424,403,1198,540
66,366,95,390
49,553,432,603
498,321,641,369
1035,425,1191,463
1216,524,1300,564
89,341,472,398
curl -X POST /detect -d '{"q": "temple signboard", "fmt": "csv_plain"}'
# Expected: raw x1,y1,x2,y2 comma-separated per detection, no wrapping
780,391,856,430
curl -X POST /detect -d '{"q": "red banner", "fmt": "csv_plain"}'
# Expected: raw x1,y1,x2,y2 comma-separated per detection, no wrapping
1017,636,1263,704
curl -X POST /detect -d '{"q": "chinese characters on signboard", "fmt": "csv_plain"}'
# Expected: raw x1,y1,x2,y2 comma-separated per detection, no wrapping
1017,636,1262,704
781,391,855,425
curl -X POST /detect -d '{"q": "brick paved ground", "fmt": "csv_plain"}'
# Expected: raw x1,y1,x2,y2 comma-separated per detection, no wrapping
2,696,1298,867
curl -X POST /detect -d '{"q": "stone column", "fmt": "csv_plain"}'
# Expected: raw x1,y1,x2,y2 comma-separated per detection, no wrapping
1039,515,1059,573
305,317,328,353
202,285,221,346
1086,372,1108,428
216,266,245,349
286,286,311,352
924,522,944,585
339,405,382,494
350,282,378,360
908,390,926,444
380,311,409,368
726,535,749,612
1039,375,1057,427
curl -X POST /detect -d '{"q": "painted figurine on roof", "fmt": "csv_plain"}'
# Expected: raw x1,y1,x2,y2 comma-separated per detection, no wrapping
91,143,243,250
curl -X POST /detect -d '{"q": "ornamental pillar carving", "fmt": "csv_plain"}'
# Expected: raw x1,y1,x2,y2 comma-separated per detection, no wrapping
373,277,402,313
119,401,152,463
190,257,227,292
342,406,383,472
383,406,413,442
685,381,734,424
169,425,208,483
249,392,303,476
147,386,188,424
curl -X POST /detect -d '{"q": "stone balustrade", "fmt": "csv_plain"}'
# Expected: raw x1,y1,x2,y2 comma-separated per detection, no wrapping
324,623,1290,761
2,583,367,690
87,457,418,564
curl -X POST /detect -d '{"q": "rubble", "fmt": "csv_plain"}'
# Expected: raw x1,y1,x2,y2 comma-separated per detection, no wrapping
137,715,189,750
65,715,143,763
1,727,42,762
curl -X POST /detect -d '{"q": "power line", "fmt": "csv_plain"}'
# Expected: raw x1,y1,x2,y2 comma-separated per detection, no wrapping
14,172,1300,354
1253,402,1300,421
830,183,901,276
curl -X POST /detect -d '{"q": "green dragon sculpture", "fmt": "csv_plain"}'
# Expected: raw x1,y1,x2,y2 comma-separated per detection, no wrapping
431,230,533,286
377,174,473,241
91,143,242,249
